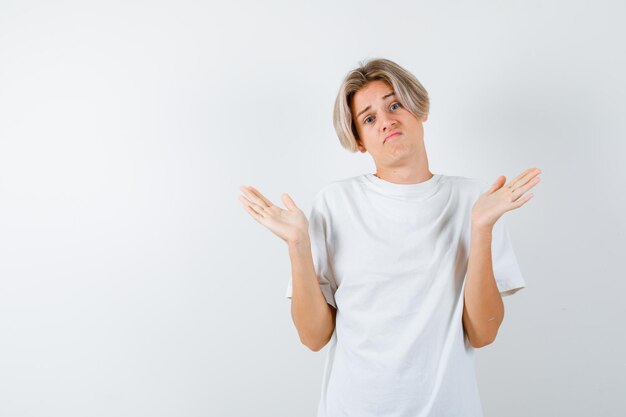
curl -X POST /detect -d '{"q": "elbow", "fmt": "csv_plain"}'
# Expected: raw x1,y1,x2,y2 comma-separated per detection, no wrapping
302,335,330,352
465,316,502,349
294,303,337,352
470,333,497,349
300,327,334,351
470,339,493,349
307,343,324,352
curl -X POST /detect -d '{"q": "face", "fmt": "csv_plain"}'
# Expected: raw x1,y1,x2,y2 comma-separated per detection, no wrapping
350,80,428,166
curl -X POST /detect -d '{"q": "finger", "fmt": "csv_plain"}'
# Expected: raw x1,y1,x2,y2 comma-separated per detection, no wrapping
242,201,265,223
489,176,506,192
510,168,533,185
510,173,541,199
239,185,271,208
239,194,267,217
246,185,275,207
281,193,298,211
512,192,534,208
508,167,541,190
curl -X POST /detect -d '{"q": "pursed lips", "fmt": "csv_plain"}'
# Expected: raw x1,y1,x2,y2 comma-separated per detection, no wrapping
384,131,401,144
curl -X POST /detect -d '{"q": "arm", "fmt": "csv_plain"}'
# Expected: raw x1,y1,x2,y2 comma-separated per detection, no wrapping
237,185,335,351
288,238,336,352
462,224,503,348
465,167,542,348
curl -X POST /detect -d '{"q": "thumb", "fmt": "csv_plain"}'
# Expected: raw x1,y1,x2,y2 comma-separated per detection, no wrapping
281,193,298,211
489,176,506,193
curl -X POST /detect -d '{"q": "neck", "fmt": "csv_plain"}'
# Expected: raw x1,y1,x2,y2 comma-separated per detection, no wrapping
374,168,434,184
374,146,432,184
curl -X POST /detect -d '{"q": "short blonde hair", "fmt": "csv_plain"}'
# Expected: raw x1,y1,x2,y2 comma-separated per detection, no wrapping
333,58,430,153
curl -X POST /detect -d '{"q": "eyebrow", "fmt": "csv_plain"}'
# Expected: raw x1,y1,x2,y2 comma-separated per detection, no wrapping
356,91,396,118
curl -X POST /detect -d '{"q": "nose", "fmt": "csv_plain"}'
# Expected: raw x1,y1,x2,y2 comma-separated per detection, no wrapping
380,113,397,131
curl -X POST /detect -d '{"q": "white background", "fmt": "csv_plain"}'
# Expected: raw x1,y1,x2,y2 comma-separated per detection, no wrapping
1,0,624,416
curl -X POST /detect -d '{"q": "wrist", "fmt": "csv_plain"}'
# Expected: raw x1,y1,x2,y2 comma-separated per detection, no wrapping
288,235,311,252
471,222,493,235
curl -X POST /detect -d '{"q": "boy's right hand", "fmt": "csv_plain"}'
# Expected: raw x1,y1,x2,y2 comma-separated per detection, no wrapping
239,185,309,245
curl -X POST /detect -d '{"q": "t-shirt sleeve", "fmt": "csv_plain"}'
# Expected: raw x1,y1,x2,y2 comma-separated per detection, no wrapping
285,192,338,309
491,214,526,297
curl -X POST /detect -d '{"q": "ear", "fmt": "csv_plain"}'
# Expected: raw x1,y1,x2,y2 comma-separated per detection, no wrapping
422,113,428,122
356,139,367,153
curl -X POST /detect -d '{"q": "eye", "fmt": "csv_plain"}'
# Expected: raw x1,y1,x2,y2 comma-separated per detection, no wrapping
364,116,374,124
390,102,401,110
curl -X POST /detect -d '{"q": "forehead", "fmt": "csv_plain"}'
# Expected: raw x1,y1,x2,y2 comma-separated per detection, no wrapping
351,80,394,109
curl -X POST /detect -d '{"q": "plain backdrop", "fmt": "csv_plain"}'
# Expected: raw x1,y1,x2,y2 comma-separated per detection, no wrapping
1,0,625,416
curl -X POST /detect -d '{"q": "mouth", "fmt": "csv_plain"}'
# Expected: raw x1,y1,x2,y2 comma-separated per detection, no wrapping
384,131,401,144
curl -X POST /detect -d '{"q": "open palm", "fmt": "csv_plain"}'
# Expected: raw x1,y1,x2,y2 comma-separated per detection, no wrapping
239,185,309,244
472,167,542,229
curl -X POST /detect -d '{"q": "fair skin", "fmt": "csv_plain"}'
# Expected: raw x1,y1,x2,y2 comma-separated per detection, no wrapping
351,79,432,184
239,79,541,350
238,184,335,351
352,79,541,347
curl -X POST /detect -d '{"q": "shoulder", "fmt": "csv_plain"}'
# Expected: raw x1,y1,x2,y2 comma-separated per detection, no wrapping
438,173,491,199
313,174,367,202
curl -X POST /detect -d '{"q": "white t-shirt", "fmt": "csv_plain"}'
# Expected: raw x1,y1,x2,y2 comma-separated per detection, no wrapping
285,172,526,417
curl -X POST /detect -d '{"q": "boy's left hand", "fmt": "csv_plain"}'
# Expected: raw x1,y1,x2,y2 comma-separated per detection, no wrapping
471,167,542,230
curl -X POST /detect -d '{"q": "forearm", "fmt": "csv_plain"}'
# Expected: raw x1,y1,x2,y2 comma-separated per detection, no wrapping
288,238,336,352
462,225,504,348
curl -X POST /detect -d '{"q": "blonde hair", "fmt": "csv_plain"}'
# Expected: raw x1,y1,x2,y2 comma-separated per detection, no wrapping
332,58,430,153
